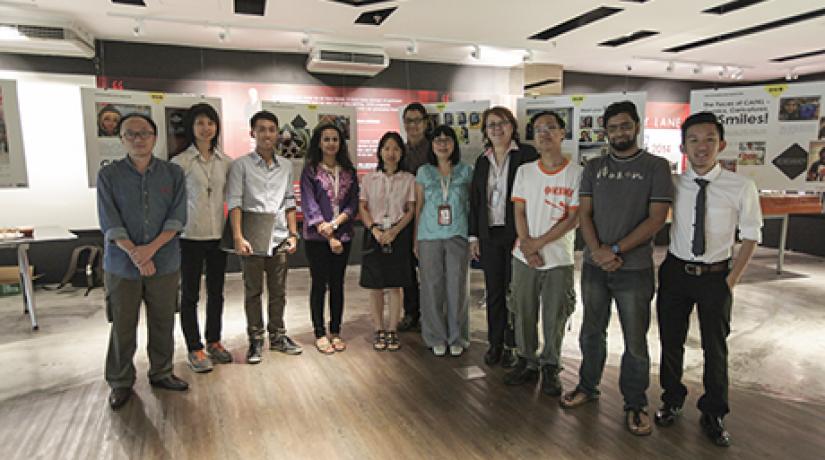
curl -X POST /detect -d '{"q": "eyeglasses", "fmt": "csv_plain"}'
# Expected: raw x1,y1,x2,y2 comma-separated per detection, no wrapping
122,130,155,140
605,122,635,134
534,125,562,134
485,120,511,131
433,137,454,145
404,117,425,125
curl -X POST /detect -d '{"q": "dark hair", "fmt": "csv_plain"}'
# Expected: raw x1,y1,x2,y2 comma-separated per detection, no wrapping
250,110,279,130
117,113,157,136
402,102,427,119
529,110,566,130
481,106,519,147
184,103,221,151
306,123,355,172
427,124,461,166
376,131,406,172
603,100,640,126
98,104,121,121
681,111,725,143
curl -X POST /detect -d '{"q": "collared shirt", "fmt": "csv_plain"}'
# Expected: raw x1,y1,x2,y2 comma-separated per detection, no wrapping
171,144,232,240
226,151,296,254
416,162,472,241
359,170,416,225
402,138,430,175
484,140,517,226
669,164,762,263
97,156,186,280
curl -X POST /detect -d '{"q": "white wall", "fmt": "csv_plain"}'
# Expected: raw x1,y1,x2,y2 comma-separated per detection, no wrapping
0,70,98,230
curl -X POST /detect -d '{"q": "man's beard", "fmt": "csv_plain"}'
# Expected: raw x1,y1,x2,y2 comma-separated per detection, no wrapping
609,135,637,152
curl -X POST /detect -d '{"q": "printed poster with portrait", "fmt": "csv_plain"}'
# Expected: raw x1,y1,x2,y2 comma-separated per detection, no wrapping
81,88,221,186
421,100,490,166
690,81,825,191
516,92,647,166
0,79,28,188
260,101,358,183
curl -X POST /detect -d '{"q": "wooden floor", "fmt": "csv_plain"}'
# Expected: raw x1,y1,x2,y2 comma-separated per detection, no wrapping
1,247,824,459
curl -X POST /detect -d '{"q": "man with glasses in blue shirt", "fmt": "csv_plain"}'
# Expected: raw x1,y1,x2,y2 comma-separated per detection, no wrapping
97,113,188,410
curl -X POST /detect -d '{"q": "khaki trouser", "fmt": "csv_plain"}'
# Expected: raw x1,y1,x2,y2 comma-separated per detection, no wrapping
509,259,575,370
241,250,288,339
104,270,179,389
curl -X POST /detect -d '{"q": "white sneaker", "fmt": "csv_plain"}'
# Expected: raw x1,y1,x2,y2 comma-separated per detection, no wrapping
449,344,464,357
432,344,447,356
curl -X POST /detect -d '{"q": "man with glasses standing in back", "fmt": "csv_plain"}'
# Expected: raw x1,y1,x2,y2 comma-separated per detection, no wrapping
97,113,189,410
560,101,673,437
397,102,430,332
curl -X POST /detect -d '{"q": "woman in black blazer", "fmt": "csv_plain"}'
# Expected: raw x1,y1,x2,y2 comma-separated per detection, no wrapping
469,106,538,367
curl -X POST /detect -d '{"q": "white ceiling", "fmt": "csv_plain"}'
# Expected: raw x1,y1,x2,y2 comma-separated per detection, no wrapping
2,0,825,82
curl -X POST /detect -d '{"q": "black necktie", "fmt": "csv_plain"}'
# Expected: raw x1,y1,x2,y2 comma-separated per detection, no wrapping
692,178,709,256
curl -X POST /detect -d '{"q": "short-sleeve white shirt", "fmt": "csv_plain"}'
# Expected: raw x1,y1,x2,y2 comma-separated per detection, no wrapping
511,159,582,270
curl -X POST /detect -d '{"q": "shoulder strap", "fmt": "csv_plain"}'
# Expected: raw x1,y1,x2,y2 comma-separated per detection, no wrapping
58,245,89,289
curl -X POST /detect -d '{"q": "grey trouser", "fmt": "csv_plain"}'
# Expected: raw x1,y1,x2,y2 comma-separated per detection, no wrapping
241,251,288,339
104,270,179,389
509,259,575,370
418,237,470,348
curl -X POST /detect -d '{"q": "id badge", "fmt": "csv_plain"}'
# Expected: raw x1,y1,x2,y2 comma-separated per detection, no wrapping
437,204,452,226
491,188,502,207
382,215,391,230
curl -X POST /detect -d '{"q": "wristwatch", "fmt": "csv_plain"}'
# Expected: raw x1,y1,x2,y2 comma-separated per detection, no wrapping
289,232,299,240
331,221,339,231
610,243,621,255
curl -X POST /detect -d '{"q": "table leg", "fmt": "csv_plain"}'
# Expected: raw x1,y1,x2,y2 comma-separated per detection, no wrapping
777,214,789,275
17,243,38,330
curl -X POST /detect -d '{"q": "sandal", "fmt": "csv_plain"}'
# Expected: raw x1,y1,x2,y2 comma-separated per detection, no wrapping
626,409,653,436
315,336,335,355
373,330,387,351
560,388,599,409
385,331,401,352
330,335,347,352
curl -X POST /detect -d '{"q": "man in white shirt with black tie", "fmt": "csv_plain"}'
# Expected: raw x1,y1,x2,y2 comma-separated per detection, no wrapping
653,111,762,447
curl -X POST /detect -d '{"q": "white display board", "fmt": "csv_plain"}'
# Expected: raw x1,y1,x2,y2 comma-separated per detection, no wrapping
516,92,647,165
691,82,825,191
421,100,490,165
81,88,222,186
0,79,28,188
260,100,358,181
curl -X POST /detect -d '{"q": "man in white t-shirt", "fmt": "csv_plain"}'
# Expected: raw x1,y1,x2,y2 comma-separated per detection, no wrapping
502,111,581,397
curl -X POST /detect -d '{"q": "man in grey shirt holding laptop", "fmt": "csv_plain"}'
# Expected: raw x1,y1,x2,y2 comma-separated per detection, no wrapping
226,110,301,364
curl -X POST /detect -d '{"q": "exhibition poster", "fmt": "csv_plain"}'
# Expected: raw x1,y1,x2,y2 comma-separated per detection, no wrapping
516,92,647,166
418,100,490,166
81,88,221,186
0,79,28,188
690,81,825,191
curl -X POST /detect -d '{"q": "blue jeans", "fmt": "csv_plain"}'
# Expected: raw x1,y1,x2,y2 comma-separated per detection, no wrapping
577,263,654,410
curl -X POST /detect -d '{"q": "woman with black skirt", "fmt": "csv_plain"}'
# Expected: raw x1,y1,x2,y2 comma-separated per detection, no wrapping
358,132,416,351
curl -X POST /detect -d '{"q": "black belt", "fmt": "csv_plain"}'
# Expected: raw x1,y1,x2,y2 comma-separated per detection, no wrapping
668,253,730,276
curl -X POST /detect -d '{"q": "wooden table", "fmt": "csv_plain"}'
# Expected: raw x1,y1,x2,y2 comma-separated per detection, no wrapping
760,195,822,274
0,226,77,330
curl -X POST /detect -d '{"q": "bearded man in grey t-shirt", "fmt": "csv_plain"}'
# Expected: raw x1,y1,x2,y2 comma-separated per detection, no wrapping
559,101,673,437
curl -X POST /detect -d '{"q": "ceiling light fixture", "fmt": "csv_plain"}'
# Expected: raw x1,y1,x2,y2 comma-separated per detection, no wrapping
692,64,703,74
523,49,534,63
470,44,481,60
218,26,230,43
131,19,143,37
405,38,418,55
665,61,674,72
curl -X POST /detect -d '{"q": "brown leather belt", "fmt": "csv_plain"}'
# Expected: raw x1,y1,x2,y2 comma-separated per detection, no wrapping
668,253,730,276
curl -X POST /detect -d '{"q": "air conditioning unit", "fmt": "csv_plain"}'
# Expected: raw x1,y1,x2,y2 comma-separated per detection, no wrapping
306,42,389,77
0,21,95,58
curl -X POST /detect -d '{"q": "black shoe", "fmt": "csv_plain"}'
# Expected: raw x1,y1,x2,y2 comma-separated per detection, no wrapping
150,374,189,392
503,358,539,386
654,404,682,427
108,387,132,410
247,338,264,364
484,345,503,366
500,347,519,368
396,315,420,332
700,413,731,447
540,365,563,396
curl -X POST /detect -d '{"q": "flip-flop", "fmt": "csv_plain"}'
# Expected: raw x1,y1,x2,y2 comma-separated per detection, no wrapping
315,337,335,355
559,389,598,409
